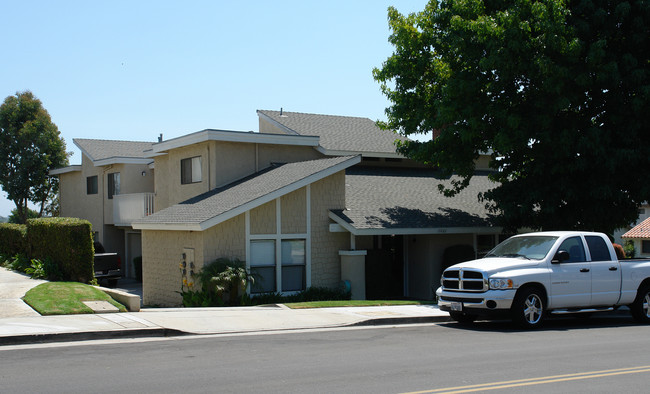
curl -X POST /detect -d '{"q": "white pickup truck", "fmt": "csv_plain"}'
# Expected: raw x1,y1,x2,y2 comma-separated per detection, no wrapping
436,231,650,328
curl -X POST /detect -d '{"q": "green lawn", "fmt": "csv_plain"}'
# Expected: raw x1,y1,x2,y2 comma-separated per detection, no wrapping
23,282,126,315
284,300,434,309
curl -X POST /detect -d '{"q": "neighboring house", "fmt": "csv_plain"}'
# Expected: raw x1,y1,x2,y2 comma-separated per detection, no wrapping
622,216,650,258
54,110,501,306
614,204,650,246
50,139,155,278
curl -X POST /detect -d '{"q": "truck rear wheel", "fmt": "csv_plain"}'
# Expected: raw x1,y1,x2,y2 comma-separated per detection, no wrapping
511,286,545,329
630,284,650,323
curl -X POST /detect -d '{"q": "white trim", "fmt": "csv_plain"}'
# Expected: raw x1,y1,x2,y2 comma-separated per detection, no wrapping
49,165,82,175
94,157,153,167
132,222,202,231
151,129,319,154
315,146,404,159
328,211,501,236
329,223,347,233
246,192,311,294
339,250,367,256
306,184,312,288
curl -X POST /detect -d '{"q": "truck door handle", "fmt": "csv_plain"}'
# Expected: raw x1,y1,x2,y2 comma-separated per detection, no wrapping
609,266,618,271
580,268,590,273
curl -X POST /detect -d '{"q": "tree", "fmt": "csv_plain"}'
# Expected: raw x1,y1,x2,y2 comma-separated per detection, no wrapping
0,91,69,224
374,0,650,234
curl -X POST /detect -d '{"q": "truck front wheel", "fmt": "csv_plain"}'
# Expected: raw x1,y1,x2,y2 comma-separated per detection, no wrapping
630,284,650,323
511,286,545,329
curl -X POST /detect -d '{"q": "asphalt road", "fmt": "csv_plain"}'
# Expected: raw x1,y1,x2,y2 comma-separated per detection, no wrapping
2,315,650,393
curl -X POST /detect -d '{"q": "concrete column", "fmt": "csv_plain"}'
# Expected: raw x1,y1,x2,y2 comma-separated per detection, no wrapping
339,250,367,300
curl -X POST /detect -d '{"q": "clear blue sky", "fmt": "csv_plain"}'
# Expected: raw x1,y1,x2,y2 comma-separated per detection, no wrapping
0,0,428,217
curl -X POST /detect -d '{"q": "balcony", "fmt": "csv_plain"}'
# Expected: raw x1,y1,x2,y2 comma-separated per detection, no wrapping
113,193,154,226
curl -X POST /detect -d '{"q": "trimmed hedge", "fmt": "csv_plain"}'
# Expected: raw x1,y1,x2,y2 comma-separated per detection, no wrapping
28,218,94,283
0,223,28,256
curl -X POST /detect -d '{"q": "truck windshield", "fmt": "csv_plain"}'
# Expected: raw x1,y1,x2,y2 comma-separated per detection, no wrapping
485,236,558,260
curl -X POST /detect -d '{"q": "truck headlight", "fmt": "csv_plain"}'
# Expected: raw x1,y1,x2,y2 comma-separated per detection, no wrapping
489,278,513,290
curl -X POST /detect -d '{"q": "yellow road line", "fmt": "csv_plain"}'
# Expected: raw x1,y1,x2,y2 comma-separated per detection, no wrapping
402,365,650,394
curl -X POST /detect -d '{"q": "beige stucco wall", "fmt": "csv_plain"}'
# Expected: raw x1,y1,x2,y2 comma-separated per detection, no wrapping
154,143,211,212
58,155,104,243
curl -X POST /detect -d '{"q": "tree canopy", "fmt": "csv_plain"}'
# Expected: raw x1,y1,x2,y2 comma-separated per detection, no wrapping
374,0,650,234
0,91,69,223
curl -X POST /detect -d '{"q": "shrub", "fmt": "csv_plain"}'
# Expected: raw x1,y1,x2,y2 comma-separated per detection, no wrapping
27,217,94,283
624,240,636,259
0,223,28,256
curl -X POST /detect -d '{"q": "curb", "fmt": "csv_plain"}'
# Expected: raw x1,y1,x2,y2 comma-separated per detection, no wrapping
0,315,450,346
0,328,187,347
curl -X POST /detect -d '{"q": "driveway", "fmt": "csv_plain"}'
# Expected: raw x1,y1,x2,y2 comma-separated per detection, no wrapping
0,267,46,318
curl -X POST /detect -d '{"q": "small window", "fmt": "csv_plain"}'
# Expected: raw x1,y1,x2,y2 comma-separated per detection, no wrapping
558,237,586,263
585,236,612,261
281,240,306,292
642,241,650,254
181,157,202,184
86,176,98,195
250,240,276,293
107,172,120,199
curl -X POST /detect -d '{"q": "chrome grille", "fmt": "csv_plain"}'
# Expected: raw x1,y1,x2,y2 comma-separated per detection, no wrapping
442,269,488,292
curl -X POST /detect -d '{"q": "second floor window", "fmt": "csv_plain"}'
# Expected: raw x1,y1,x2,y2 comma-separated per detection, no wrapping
107,172,120,199
181,156,202,184
86,175,98,195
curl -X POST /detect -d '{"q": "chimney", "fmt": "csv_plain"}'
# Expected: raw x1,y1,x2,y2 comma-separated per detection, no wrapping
158,133,163,143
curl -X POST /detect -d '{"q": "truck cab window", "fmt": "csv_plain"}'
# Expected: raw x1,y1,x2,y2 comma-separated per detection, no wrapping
585,236,613,261
558,237,586,263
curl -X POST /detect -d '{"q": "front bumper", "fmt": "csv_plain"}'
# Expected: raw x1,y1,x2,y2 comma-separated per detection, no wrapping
436,287,516,315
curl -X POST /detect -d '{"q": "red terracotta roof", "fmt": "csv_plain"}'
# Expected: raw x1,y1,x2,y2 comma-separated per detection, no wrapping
622,217,650,239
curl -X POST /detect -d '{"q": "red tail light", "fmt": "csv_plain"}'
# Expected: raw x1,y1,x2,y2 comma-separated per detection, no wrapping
117,256,122,269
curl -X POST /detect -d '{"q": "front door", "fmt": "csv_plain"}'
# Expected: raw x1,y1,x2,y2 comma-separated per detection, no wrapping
549,236,591,308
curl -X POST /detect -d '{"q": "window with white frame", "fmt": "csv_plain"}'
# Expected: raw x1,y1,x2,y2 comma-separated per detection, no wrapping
250,240,276,293
250,239,306,294
281,239,305,292
181,156,202,184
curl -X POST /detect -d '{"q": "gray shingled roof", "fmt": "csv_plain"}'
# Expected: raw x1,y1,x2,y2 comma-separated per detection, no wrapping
257,110,407,155
331,167,498,232
134,155,358,230
74,138,153,162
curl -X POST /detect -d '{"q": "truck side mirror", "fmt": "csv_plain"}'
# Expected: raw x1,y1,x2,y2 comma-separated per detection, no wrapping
552,250,570,264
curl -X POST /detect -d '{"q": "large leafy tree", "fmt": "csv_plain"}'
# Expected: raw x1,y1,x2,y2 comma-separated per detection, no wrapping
0,91,69,223
374,0,650,234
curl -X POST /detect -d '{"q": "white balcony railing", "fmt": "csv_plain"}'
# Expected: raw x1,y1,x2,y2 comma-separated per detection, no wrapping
113,193,154,226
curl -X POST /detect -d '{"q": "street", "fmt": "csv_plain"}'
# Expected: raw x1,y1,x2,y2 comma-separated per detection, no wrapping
1,315,649,393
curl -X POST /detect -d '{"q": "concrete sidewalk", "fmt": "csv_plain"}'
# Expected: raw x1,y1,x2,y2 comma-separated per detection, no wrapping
0,267,450,345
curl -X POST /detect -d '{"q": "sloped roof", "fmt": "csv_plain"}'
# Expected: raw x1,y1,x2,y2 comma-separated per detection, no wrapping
622,217,650,239
330,167,499,235
74,138,153,165
133,155,360,231
257,110,407,157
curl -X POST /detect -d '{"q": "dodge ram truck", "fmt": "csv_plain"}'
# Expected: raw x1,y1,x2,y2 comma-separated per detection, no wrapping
436,231,650,328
